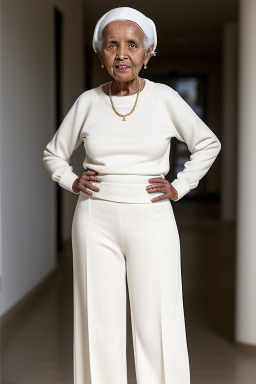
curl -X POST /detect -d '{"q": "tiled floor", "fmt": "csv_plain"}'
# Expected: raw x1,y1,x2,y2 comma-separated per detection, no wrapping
1,200,256,383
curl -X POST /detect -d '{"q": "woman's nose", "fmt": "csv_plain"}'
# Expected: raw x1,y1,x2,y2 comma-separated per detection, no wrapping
116,45,128,60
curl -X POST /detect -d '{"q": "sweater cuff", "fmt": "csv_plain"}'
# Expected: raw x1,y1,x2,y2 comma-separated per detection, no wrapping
171,178,191,201
59,171,80,194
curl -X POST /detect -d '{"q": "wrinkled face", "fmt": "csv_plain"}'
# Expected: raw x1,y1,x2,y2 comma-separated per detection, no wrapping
98,20,152,83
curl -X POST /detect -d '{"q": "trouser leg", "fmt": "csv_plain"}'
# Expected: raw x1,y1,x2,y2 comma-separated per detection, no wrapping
72,196,127,384
122,200,190,384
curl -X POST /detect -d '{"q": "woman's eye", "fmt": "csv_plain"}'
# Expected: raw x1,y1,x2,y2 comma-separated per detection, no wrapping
107,43,136,49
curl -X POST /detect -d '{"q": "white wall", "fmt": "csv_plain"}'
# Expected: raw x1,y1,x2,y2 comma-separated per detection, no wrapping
0,0,85,317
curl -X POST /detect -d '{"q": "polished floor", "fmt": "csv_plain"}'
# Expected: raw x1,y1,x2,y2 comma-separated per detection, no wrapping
1,200,256,384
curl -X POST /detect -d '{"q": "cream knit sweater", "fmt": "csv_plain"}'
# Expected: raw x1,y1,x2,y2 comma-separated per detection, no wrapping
43,78,221,201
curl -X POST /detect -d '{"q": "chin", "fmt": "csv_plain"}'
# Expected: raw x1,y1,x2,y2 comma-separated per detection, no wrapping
114,72,136,81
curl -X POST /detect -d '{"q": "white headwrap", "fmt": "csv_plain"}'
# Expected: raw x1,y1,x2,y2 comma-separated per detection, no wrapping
92,7,157,57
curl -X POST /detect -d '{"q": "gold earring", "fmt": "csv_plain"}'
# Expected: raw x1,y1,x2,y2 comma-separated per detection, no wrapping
101,64,104,68
144,64,147,69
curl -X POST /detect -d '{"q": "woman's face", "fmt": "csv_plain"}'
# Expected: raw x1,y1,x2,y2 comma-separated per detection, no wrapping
98,20,152,83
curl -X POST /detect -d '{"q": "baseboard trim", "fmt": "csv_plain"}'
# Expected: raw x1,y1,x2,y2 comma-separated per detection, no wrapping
234,340,256,352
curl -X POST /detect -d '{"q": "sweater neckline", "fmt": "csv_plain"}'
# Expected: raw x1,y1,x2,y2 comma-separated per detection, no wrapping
98,78,153,107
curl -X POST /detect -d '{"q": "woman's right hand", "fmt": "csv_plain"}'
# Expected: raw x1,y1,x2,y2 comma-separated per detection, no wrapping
72,169,101,195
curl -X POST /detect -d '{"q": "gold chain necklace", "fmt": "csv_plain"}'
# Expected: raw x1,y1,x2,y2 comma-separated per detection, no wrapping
108,76,141,121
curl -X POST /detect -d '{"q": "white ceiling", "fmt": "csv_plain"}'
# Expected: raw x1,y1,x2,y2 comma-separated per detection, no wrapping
83,0,238,58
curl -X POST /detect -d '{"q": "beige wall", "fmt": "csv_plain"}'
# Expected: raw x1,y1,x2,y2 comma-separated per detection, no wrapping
0,0,85,317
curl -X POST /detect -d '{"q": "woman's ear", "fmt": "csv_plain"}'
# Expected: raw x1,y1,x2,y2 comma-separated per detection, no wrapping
144,45,153,66
97,52,104,67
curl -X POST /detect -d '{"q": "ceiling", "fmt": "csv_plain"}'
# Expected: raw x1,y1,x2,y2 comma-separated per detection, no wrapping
83,0,239,58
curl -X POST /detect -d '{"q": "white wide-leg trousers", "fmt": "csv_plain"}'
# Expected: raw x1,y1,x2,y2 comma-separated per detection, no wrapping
71,187,190,384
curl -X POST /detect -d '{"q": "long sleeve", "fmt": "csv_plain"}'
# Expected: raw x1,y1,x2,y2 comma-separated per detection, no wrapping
43,97,83,194
170,91,221,201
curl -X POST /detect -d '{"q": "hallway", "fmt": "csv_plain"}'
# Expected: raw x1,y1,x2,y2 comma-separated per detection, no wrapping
2,200,256,384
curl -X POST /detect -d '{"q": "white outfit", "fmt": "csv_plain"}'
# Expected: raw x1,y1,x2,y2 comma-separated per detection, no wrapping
43,78,221,384
72,191,189,384
43,79,221,201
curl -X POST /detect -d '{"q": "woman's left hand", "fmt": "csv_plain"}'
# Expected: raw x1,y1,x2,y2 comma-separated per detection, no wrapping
146,177,178,202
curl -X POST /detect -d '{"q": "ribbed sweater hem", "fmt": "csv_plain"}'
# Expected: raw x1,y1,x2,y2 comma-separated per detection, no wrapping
86,174,166,204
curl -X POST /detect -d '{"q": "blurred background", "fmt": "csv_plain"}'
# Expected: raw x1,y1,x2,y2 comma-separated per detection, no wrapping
0,0,256,383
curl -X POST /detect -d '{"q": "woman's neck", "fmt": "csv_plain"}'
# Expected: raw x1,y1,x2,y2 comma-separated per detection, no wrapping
103,77,145,97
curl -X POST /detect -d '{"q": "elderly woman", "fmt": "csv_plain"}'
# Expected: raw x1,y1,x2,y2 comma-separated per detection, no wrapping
43,6,221,384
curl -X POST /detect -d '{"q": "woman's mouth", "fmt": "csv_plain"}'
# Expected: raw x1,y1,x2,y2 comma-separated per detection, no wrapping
115,65,130,71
